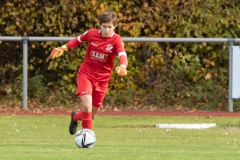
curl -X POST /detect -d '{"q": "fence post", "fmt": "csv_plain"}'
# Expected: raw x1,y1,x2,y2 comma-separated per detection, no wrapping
23,38,28,109
228,41,234,112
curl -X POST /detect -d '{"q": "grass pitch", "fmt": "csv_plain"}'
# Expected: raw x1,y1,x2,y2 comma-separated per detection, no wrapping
0,115,240,160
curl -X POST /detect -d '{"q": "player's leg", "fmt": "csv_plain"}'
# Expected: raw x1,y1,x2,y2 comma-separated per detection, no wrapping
69,73,93,135
73,105,101,121
69,95,93,135
69,104,103,135
79,94,93,130
92,106,101,120
91,81,108,120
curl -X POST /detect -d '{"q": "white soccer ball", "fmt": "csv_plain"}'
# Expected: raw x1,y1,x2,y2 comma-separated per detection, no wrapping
75,129,96,148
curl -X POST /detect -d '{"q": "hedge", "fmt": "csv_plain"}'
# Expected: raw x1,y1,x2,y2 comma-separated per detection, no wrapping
1,0,240,110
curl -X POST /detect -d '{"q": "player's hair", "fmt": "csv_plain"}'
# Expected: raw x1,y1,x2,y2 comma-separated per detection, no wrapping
99,11,117,26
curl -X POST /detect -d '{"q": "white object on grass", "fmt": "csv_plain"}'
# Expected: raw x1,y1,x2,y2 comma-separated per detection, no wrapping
232,46,240,98
156,123,216,129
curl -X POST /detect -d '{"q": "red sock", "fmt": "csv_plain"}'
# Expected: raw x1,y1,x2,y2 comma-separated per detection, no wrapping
73,111,82,121
81,112,92,130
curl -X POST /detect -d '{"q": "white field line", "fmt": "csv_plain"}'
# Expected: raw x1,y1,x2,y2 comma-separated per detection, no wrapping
156,123,216,129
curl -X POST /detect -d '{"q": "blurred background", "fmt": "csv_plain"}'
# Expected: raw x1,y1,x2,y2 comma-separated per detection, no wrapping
1,0,240,111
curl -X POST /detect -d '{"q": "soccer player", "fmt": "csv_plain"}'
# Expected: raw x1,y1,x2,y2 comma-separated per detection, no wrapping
50,11,128,135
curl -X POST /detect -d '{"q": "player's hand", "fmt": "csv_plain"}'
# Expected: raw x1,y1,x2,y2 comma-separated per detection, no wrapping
115,65,127,76
50,44,68,59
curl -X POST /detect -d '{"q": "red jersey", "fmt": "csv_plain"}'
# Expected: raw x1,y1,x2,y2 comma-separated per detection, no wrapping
67,29,126,82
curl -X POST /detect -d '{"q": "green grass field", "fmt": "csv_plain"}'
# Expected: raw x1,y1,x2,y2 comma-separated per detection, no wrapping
0,115,240,160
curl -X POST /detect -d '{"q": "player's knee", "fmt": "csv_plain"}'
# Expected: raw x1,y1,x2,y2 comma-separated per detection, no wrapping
81,104,92,112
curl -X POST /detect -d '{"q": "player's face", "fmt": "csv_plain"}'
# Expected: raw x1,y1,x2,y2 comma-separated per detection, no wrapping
100,22,115,37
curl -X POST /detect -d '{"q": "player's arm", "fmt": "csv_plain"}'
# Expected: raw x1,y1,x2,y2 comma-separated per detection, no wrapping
50,36,83,59
115,52,128,76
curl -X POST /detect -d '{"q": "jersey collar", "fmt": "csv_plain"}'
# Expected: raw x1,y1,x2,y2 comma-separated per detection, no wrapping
99,30,115,37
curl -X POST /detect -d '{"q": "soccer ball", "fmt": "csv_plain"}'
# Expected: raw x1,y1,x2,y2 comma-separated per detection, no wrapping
75,129,96,148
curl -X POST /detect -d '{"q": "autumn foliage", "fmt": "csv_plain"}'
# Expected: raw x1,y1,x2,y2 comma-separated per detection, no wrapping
1,0,240,111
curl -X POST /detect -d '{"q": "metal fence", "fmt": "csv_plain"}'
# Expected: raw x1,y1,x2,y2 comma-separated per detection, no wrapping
1,36,240,112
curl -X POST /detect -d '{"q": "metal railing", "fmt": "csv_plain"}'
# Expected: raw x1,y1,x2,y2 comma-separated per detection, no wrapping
1,36,240,112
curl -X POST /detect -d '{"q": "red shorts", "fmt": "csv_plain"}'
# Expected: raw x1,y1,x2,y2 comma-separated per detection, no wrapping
75,73,108,108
